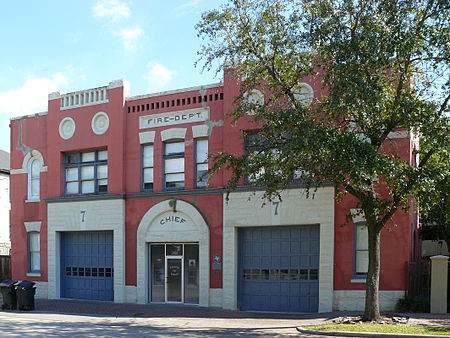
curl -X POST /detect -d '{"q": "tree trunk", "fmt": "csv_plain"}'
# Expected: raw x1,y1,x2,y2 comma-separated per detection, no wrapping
363,225,381,321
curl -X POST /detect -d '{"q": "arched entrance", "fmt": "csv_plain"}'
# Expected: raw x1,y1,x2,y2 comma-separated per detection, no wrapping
136,199,210,306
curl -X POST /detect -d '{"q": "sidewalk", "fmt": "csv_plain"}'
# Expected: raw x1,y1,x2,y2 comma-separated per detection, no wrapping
33,298,450,327
1,294,450,332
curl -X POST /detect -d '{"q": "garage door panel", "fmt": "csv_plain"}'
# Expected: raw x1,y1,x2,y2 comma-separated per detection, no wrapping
61,231,114,301
238,225,319,313
300,256,310,266
280,256,290,267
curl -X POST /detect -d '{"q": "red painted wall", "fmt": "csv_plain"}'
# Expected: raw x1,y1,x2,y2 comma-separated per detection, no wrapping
9,71,417,295
10,115,48,281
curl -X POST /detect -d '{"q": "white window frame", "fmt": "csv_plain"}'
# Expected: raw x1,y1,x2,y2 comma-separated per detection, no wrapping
195,139,208,188
163,140,185,190
64,149,108,195
27,158,41,201
25,221,41,276
142,144,154,191
354,221,368,278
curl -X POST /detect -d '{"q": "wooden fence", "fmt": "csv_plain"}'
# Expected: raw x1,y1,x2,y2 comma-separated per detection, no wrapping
0,255,11,280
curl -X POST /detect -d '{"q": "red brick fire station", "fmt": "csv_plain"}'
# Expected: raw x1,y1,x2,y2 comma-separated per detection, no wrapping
9,70,419,312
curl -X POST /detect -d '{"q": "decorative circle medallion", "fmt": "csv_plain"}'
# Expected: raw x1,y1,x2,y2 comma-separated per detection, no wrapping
293,82,314,106
92,111,110,135
243,89,264,115
59,117,76,140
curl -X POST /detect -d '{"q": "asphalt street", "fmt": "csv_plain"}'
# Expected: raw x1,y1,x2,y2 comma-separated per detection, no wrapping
0,310,317,337
0,296,448,337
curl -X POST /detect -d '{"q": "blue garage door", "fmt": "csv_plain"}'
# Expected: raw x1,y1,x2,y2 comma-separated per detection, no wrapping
61,231,114,301
238,225,319,312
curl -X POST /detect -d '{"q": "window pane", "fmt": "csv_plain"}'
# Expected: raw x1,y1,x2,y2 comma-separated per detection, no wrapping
98,179,108,193
66,153,80,164
144,182,153,190
165,158,184,173
97,165,108,179
82,152,95,162
166,173,184,182
356,251,369,274
30,233,40,250
196,140,208,163
81,166,95,180
166,181,184,189
66,167,78,181
65,149,108,195
143,145,154,167
197,163,208,172
98,150,108,161
31,160,41,178
165,142,184,155
30,179,40,197
66,182,79,194
143,168,154,182
82,180,95,193
356,224,368,250
30,252,40,271
196,169,208,187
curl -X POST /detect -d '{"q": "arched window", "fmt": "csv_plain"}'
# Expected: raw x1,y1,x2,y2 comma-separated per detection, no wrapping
28,158,41,200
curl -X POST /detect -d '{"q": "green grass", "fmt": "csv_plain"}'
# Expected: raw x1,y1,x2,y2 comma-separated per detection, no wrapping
303,324,450,336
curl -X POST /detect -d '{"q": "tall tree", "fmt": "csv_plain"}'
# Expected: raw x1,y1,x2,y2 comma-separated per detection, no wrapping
196,0,450,321
417,134,450,252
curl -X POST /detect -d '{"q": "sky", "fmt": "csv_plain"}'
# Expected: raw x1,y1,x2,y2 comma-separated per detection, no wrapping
0,0,225,153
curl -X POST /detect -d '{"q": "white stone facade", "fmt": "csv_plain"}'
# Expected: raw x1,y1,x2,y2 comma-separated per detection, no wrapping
222,187,335,313
47,199,126,302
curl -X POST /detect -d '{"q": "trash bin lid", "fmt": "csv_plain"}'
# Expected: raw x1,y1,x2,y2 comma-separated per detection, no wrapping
16,280,36,289
0,279,17,287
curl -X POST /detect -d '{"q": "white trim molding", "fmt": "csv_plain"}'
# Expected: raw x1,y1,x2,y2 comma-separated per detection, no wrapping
139,131,156,144
222,187,335,313
47,199,126,302
24,221,42,233
11,149,48,175
136,199,210,306
192,125,209,139
160,128,187,141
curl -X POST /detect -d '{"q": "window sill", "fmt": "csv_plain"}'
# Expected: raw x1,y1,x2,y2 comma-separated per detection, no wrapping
25,199,40,203
26,272,41,277
351,278,366,283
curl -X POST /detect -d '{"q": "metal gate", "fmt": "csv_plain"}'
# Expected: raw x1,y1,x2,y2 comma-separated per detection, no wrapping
61,231,114,301
238,225,320,312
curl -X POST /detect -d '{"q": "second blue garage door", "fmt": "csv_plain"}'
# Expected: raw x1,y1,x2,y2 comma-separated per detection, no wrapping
61,231,114,301
238,225,319,312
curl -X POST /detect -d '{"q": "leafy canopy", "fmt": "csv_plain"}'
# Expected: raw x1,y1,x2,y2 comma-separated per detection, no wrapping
197,0,449,228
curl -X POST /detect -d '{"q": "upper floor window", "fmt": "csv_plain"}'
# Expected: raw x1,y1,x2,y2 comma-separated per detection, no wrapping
142,144,154,191
244,131,269,184
64,150,108,195
195,139,208,188
354,221,368,278
28,159,41,200
164,141,184,190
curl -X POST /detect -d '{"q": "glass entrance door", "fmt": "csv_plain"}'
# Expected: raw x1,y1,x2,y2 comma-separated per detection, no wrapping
150,243,199,304
166,258,182,302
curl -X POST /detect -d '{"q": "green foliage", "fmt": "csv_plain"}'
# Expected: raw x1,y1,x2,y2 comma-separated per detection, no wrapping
197,0,450,321
305,323,450,335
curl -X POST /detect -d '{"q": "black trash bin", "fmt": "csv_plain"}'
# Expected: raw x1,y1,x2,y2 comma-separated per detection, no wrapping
16,280,36,311
0,280,18,310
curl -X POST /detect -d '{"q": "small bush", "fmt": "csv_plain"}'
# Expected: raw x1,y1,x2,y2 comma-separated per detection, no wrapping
395,296,429,313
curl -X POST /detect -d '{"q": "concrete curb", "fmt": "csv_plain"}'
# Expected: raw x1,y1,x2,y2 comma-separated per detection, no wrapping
296,326,450,338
